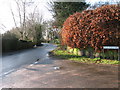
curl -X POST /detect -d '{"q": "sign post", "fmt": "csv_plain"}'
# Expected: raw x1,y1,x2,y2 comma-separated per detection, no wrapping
103,46,119,60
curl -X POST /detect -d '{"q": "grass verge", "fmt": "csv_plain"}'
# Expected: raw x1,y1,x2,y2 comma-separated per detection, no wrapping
51,49,120,65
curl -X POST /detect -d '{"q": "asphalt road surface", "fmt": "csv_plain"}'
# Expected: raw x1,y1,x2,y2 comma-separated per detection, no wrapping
1,43,57,77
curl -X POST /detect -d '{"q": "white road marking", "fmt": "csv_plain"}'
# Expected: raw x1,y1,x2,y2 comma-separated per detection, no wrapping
0,69,15,77
3,69,15,75
34,62,38,64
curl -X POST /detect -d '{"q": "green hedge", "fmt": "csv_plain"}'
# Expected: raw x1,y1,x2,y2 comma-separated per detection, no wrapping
2,39,35,53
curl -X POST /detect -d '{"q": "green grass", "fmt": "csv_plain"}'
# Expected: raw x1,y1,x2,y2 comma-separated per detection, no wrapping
52,49,120,65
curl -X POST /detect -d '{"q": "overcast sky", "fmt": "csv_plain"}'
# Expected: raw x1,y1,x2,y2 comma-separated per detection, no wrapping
0,0,53,34
0,0,119,34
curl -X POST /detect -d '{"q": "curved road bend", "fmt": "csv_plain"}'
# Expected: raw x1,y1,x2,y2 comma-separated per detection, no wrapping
1,43,57,77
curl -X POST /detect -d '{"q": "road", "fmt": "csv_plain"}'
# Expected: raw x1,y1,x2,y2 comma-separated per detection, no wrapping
1,43,57,77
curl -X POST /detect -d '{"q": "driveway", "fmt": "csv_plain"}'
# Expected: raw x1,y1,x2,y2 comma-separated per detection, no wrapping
1,56,119,88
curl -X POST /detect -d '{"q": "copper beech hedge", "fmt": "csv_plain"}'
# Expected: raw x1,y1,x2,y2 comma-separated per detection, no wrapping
61,5,120,52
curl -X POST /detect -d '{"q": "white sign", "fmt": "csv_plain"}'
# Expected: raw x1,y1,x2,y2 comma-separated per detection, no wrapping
103,46,119,49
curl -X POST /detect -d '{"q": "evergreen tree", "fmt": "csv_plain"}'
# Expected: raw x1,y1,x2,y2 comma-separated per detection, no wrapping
49,1,89,27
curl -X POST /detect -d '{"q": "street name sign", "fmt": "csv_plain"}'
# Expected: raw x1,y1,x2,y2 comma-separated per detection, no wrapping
103,46,119,49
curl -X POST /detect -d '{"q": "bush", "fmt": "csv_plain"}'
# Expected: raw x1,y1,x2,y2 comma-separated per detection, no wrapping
100,50,118,60
17,40,34,50
2,39,34,52
2,32,18,52
2,32,35,53
61,5,120,52
2,38,18,52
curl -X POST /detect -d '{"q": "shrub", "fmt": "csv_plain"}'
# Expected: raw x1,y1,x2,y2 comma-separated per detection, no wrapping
2,32,35,53
2,32,18,52
61,5,120,52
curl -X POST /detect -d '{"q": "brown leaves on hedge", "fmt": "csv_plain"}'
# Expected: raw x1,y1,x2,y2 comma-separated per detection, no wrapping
61,5,120,52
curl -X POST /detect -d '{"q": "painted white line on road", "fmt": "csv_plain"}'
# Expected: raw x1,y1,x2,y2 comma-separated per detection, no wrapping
34,62,38,64
0,69,15,77
3,69,15,76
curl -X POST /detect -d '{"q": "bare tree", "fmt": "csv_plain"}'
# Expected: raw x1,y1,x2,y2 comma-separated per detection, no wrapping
15,0,22,26
10,0,45,45
25,11,43,41
10,0,36,40
0,24,6,32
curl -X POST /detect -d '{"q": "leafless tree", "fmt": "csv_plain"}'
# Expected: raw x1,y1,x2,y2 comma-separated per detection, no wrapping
10,0,36,40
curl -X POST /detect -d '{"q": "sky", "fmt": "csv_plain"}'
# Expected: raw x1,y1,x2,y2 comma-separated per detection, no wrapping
0,0,53,34
0,0,119,34
86,0,119,5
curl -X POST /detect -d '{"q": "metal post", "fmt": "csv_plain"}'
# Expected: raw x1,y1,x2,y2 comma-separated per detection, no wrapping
103,49,104,59
118,49,120,61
